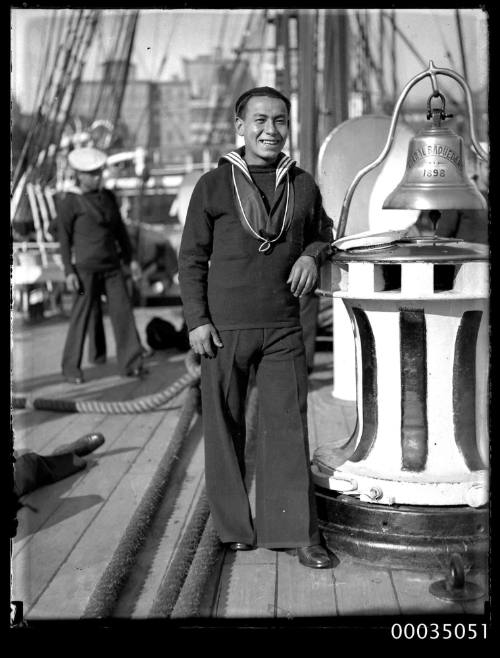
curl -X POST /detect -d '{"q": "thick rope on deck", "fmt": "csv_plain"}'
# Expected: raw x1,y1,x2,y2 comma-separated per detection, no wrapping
170,515,225,618
81,383,201,619
148,491,211,618
11,350,201,414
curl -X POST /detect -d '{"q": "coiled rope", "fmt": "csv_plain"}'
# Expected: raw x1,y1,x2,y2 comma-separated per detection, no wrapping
12,350,201,414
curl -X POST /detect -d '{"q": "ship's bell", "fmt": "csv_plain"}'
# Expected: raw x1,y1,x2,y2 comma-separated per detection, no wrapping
383,97,486,211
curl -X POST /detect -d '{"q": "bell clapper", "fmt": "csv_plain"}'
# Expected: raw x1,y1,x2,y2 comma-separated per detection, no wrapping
429,209,441,240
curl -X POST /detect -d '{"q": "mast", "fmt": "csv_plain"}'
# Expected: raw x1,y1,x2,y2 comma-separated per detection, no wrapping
297,9,318,174
320,9,349,142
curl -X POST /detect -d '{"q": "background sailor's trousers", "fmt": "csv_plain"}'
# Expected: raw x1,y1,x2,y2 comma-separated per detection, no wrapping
61,267,143,378
200,325,321,548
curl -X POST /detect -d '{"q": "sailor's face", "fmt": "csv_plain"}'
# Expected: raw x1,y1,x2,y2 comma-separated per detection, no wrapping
78,169,103,192
235,96,289,165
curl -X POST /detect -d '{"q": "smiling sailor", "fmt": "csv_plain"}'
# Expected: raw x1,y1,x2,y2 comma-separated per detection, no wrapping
178,86,335,568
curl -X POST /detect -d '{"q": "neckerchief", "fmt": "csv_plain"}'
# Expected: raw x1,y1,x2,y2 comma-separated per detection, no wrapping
222,150,295,253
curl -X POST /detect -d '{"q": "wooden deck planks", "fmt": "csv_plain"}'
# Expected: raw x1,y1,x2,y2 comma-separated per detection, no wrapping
27,406,187,618
14,410,110,456
12,412,129,553
333,555,400,616
13,409,79,452
214,549,277,618
12,413,140,610
276,549,337,619
390,569,465,615
119,419,206,618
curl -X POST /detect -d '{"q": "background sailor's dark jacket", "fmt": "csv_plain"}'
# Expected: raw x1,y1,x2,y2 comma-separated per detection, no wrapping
56,188,133,276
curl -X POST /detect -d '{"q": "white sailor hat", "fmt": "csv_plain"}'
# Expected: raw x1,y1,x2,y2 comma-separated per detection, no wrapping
68,147,107,172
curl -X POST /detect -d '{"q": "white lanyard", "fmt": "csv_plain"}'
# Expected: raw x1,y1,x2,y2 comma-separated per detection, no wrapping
231,165,290,253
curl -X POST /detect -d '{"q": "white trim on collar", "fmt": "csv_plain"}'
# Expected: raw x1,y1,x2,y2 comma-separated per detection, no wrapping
231,165,291,253
222,151,296,189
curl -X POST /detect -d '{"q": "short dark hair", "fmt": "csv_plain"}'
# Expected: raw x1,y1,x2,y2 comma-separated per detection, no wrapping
235,86,291,118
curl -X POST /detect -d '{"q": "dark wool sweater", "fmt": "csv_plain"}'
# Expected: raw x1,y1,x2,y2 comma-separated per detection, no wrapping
56,189,133,276
178,157,333,331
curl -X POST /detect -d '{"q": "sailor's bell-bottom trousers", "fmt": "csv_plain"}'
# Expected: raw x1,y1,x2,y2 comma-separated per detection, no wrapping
200,325,320,549
62,268,143,378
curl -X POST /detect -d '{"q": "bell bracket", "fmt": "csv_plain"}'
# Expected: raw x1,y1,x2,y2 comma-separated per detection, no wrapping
426,91,454,122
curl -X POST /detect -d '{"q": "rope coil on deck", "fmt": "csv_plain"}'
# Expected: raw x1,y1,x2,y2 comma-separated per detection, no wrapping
12,350,202,414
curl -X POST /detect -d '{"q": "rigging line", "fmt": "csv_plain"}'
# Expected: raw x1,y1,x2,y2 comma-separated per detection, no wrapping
38,15,101,191
130,14,178,146
30,11,99,184
150,8,161,79
31,9,58,113
11,11,84,192
352,12,365,97
256,9,268,81
155,14,177,79
105,11,139,128
379,9,385,105
455,8,469,84
381,10,427,67
203,12,230,138
128,12,147,79
86,15,107,93
53,11,102,143
390,9,397,100
109,11,140,146
355,10,386,103
44,10,87,119
434,11,457,69
381,10,460,108
91,11,129,123
361,10,370,110
12,11,96,220
13,9,81,175
32,12,91,171
204,11,257,148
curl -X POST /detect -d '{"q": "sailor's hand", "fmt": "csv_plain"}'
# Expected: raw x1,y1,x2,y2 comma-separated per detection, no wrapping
130,259,142,282
287,255,318,297
66,272,81,293
189,323,223,358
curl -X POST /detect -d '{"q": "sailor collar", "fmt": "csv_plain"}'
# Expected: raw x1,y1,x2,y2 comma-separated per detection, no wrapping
222,150,296,253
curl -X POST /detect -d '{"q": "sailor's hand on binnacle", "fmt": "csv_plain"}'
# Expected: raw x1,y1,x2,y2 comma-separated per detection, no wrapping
189,323,223,358
287,255,318,297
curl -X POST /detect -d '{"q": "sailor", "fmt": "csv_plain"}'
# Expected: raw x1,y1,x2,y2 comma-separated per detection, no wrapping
56,147,146,383
179,86,334,568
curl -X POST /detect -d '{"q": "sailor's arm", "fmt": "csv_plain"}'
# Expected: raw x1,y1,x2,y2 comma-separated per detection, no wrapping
178,178,221,355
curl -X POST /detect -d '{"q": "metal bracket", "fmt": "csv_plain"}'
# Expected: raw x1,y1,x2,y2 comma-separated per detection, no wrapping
429,553,484,602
